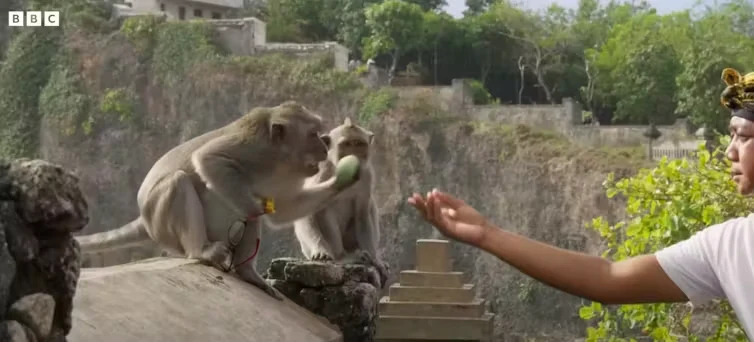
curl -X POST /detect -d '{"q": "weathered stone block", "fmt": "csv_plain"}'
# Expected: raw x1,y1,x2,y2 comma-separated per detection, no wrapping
376,313,494,341
415,239,451,273
388,283,476,303
8,294,56,340
399,270,463,288
0,158,87,342
379,297,486,318
264,258,382,342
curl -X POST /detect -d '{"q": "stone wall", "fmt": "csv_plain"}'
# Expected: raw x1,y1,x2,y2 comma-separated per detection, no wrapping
257,43,350,72
207,17,350,71
393,79,692,147
209,17,267,55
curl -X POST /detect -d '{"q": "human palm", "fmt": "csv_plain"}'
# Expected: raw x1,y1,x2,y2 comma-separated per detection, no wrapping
407,189,489,246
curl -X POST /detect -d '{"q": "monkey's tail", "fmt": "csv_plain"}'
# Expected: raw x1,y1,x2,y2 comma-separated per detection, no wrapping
75,218,151,253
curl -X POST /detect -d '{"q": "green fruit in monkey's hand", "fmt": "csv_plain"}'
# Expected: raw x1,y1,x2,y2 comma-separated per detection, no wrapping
334,155,361,190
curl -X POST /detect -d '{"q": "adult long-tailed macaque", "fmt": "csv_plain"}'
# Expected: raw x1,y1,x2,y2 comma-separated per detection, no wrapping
75,101,361,300
293,117,389,287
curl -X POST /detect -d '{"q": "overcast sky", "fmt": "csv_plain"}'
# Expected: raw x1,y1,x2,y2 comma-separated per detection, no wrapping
442,0,717,17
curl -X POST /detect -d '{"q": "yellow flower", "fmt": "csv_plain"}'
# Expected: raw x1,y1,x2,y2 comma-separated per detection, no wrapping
263,198,276,214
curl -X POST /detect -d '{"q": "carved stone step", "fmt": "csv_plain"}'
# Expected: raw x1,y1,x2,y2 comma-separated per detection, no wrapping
415,239,452,272
388,283,475,303
379,297,486,318
376,313,494,340
399,270,463,288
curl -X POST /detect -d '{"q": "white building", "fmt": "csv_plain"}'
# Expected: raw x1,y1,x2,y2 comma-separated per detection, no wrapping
123,0,242,20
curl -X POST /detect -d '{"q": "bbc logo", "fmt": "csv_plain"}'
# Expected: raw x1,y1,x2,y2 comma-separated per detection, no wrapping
8,11,60,27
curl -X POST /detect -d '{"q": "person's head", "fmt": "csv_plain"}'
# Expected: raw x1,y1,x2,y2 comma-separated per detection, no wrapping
721,68,754,194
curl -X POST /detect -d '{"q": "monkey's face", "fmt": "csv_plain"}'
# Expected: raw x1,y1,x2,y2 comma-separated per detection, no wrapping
273,119,329,176
322,122,374,163
335,137,370,161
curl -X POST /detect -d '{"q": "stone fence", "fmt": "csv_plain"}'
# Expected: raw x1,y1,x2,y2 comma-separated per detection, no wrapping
209,18,350,71
390,79,692,148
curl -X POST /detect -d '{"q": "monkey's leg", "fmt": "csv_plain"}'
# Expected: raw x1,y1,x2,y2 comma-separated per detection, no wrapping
149,171,233,270
233,220,284,301
294,214,341,261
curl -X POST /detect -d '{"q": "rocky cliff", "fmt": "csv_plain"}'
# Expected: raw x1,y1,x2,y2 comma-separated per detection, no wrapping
3,12,648,341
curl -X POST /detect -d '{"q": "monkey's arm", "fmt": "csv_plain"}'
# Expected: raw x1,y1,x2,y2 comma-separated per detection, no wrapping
192,135,261,218
266,177,353,226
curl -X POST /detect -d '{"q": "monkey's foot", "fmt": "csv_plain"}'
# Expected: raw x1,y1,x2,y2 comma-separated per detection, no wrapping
197,241,232,271
349,250,389,288
260,282,285,301
310,250,334,261
238,269,285,300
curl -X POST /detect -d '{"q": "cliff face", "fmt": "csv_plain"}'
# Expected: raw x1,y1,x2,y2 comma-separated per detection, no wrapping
30,18,643,341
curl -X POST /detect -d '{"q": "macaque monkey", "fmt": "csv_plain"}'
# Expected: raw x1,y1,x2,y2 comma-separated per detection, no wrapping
293,117,389,287
75,101,361,300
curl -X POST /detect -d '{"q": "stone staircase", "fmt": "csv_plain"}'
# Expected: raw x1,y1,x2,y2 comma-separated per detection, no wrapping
376,239,493,341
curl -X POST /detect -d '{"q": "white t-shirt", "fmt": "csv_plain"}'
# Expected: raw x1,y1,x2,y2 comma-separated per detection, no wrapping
655,214,754,338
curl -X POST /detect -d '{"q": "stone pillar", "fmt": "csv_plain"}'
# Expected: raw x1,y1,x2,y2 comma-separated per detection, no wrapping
376,239,493,341
265,257,382,342
451,79,472,113
562,97,583,127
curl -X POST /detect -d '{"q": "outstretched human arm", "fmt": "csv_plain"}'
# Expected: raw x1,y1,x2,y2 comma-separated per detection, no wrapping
474,226,687,304
408,189,727,305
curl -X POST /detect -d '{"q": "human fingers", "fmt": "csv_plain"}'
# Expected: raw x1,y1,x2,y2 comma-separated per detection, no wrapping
426,192,441,223
407,193,426,206
407,195,429,219
432,189,467,209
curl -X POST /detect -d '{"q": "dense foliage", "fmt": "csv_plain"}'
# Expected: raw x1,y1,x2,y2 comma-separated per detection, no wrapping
581,138,753,341
256,0,754,130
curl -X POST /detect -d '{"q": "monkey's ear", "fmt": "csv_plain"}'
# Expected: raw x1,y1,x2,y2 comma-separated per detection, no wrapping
270,123,285,143
320,134,331,148
344,117,353,126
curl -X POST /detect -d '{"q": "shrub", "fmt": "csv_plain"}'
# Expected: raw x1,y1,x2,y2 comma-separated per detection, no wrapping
580,139,750,341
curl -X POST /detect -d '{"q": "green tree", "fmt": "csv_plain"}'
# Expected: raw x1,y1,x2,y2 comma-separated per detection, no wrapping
363,0,425,80
675,5,754,133
490,2,573,104
589,11,684,124
405,0,446,11
580,141,750,341
420,11,457,83
338,0,383,57
265,0,342,42
464,0,493,16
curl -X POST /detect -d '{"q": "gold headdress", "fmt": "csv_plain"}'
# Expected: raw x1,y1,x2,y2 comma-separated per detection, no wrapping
721,68,754,120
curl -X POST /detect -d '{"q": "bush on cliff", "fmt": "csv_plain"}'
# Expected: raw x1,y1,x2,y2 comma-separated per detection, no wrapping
0,0,112,158
579,138,751,341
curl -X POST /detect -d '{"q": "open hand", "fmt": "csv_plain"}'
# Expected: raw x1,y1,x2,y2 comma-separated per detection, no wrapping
407,189,490,247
